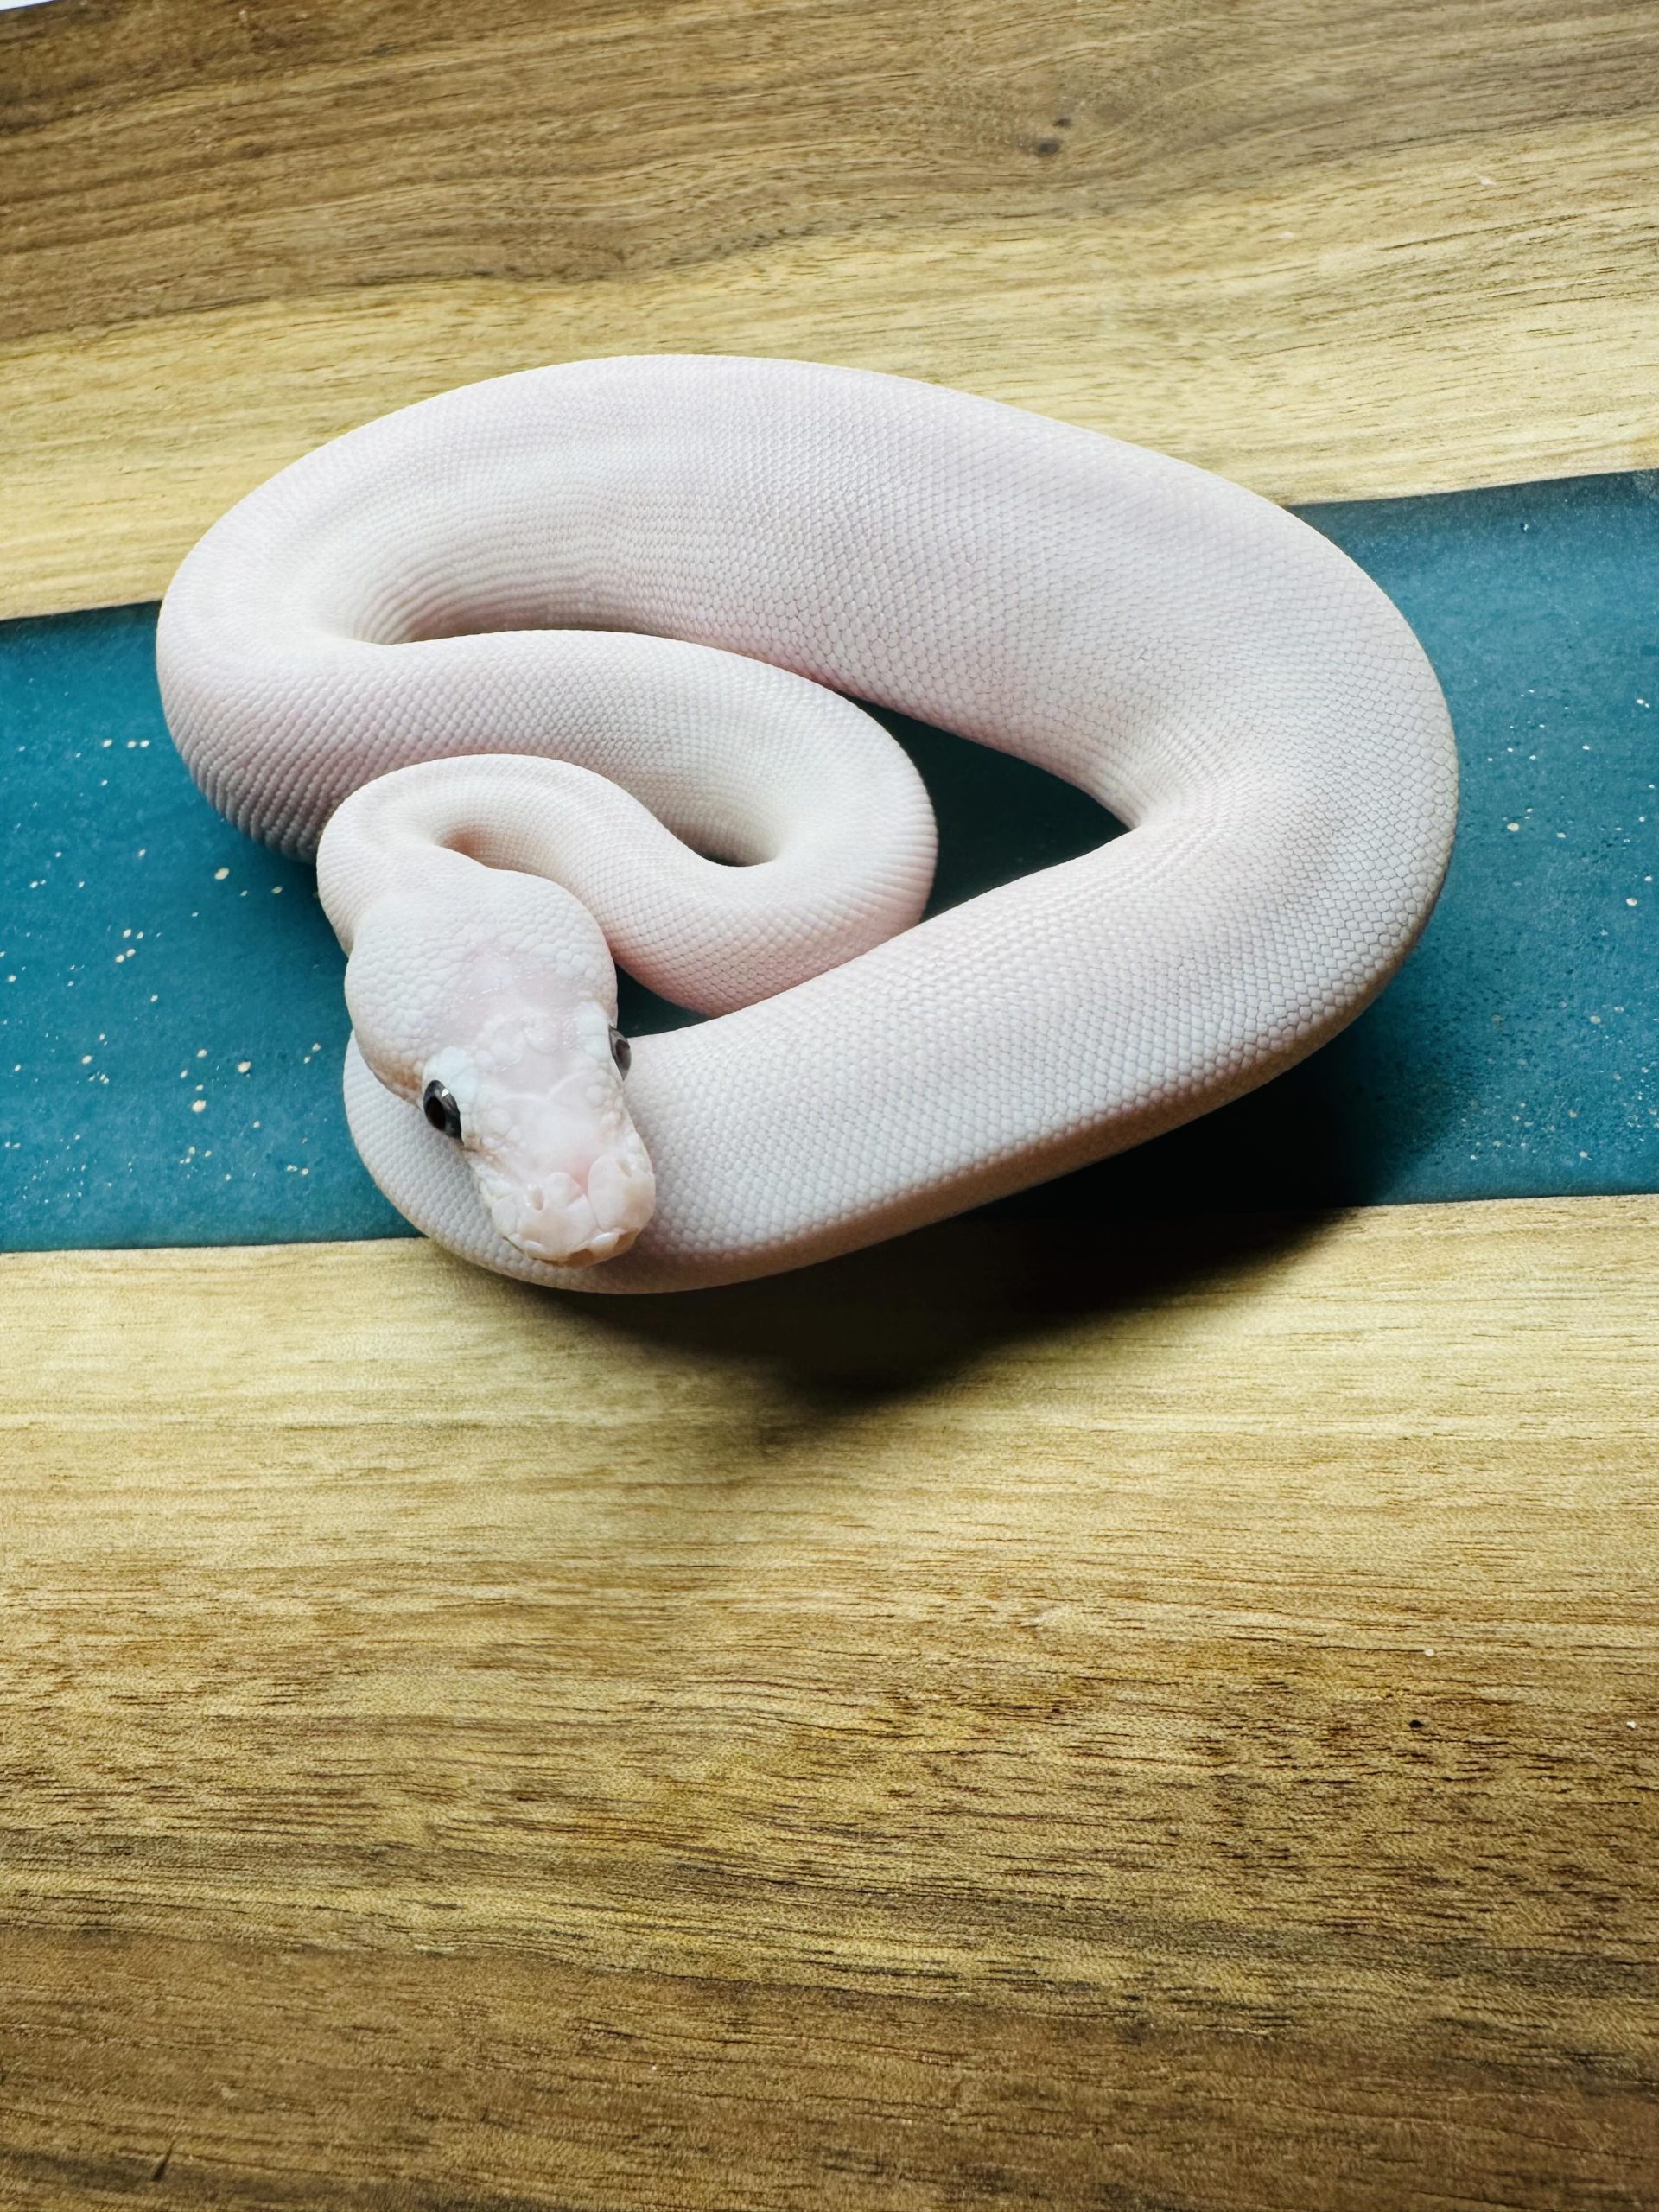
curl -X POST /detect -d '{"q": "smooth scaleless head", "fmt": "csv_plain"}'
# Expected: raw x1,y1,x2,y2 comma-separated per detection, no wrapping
345,868,656,1268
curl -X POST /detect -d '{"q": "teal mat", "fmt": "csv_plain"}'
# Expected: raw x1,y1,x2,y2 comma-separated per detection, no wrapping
3,469,1656,1252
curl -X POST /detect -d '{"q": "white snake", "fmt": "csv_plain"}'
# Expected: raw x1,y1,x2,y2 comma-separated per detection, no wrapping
156,354,1457,1293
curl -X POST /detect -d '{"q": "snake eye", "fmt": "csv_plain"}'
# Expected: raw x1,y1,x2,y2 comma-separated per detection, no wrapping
609,1025,632,1076
422,1078,463,1139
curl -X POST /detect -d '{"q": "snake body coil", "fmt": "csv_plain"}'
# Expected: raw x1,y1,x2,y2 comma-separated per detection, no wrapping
158,355,1457,1291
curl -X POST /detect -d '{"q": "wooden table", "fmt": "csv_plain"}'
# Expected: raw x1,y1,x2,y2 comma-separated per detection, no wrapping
3,4,1656,2204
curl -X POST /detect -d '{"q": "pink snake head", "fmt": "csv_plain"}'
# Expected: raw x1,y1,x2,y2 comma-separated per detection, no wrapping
343,870,656,1268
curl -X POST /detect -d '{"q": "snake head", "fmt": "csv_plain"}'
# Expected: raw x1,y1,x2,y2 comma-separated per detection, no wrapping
344,872,656,1268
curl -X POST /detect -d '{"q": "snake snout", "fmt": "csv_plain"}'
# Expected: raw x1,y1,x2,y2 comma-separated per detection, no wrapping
480,1142,657,1268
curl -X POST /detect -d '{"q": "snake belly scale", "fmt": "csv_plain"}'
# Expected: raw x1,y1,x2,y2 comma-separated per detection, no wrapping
156,354,1457,1293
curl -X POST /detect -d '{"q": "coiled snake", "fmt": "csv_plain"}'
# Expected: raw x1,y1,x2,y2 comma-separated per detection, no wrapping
157,355,1457,1292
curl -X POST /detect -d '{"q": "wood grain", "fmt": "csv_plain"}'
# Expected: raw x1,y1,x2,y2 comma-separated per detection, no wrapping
4,1198,1657,2208
7,4,1658,2202
4,0,1659,617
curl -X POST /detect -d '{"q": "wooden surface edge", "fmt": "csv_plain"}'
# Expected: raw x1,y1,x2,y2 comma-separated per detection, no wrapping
7,1187,1659,1381
8,128,1659,624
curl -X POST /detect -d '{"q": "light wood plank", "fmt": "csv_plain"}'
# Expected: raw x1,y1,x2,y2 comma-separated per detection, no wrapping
4,0,1659,616
3,1198,1657,2207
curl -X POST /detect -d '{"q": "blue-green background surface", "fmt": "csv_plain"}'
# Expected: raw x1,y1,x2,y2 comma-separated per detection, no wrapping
3,468,1656,1251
